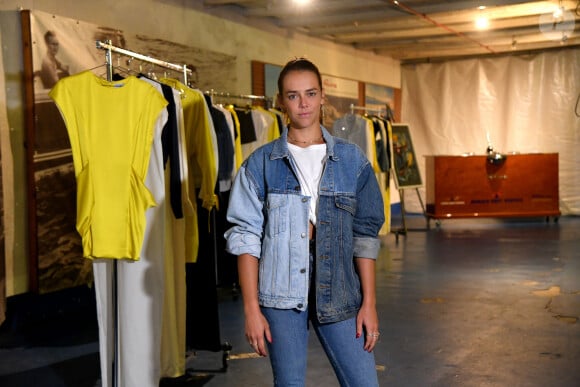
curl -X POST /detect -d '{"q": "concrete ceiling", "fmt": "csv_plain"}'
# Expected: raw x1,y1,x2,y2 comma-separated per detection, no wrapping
199,0,580,63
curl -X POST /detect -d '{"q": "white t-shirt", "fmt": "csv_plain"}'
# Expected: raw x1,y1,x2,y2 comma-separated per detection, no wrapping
288,142,326,225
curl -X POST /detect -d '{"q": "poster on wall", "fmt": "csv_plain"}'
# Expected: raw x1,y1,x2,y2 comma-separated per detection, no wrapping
365,83,395,118
264,63,280,101
30,10,236,293
321,75,358,130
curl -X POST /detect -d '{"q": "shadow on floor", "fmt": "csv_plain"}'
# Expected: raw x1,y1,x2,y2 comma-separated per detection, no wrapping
0,352,100,387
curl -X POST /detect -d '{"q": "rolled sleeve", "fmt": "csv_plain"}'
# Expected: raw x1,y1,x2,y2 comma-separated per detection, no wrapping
224,229,262,258
353,236,381,259
224,164,264,258
350,158,384,259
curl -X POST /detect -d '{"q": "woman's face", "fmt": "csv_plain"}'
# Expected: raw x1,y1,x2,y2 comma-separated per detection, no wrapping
47,36,60,55
278,70,324,131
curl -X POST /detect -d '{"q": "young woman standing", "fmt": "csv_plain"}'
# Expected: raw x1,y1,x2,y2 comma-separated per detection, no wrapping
225,58,384,386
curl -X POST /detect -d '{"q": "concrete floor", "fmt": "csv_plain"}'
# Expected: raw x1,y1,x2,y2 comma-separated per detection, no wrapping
1,215,579,386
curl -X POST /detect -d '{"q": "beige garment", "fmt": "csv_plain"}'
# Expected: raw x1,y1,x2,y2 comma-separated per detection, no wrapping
160,92,191,377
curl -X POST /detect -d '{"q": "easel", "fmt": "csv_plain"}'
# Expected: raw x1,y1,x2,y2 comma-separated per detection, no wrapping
392,185,428,243
389,123,428,242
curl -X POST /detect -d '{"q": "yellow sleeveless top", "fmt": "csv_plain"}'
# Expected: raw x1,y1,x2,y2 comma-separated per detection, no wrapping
50,71,168,260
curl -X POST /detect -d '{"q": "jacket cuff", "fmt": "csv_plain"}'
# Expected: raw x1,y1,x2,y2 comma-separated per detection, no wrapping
353,236,380,259
225,231,262,258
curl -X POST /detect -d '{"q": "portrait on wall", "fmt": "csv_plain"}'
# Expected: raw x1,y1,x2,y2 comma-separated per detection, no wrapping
391,123,423,189
30,10,236,293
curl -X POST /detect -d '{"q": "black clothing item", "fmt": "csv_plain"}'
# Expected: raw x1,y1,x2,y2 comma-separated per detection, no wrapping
234,108,257,144
159,83,183,219
204,95,235,182
372,118,390,173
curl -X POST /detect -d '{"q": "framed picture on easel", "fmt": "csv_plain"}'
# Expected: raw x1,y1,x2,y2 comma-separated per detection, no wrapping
390,123,422,189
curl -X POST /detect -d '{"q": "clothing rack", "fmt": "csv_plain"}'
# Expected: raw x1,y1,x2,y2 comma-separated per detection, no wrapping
349,104,386,116
347,104,426,242
205,90,272,108
95,40,192,387
205,89,271,101
96,40,192,85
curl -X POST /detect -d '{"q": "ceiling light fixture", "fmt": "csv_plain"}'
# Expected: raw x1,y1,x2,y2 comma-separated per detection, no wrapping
475,6,489,29
553,0,564,20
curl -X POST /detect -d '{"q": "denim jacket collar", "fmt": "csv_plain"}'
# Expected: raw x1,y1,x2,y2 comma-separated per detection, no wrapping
271,125,338,161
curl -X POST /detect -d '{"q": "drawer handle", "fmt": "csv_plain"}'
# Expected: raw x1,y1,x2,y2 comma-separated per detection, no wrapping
487,174,508,180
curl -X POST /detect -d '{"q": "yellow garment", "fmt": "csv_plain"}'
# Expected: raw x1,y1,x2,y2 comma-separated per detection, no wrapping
382,119,394,234
160,79,217,263
161,79,218,210
225,105,244,169
49,71,167,260
160,169,187,377
366,116,392,235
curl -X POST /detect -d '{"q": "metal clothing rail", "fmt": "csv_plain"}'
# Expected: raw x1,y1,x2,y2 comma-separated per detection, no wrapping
205,89,272,102
95,40,192,84
349,103,385,115
205,90,273,109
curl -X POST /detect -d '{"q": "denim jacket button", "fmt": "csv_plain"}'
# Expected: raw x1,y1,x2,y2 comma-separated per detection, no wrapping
301,232,306,238
301,197,308,203
297,303,303,308
300,268,306,273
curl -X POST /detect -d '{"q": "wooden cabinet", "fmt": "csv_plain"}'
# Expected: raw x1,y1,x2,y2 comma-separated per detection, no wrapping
425,154,560,220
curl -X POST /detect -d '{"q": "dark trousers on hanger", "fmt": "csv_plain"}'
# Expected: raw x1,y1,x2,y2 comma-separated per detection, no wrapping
185,196,222,352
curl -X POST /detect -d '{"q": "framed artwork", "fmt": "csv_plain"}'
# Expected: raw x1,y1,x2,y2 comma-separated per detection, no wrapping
390,123,422,189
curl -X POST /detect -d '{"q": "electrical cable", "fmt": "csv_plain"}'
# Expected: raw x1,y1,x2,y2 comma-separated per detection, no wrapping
387,0,496,54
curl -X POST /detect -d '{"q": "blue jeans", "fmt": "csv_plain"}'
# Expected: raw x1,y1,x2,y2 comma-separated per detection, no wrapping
261,307,379,387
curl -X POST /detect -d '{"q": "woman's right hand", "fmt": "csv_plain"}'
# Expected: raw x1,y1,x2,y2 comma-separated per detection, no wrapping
238,253,271,357
245,308,271,357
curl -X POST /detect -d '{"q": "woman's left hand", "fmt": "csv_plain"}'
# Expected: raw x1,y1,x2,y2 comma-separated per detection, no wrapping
357,304,380,352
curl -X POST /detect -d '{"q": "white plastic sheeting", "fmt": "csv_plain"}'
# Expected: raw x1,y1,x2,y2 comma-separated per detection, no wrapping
401,48,580,216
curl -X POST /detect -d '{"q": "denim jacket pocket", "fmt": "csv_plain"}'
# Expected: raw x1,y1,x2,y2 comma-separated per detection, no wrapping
334,195,357,216
265,193,288,236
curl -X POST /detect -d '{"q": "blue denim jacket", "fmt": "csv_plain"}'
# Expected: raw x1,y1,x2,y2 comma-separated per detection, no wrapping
225,126,384,323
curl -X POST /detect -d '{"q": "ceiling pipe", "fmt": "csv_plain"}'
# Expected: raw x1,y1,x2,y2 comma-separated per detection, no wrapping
387,0,496,54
